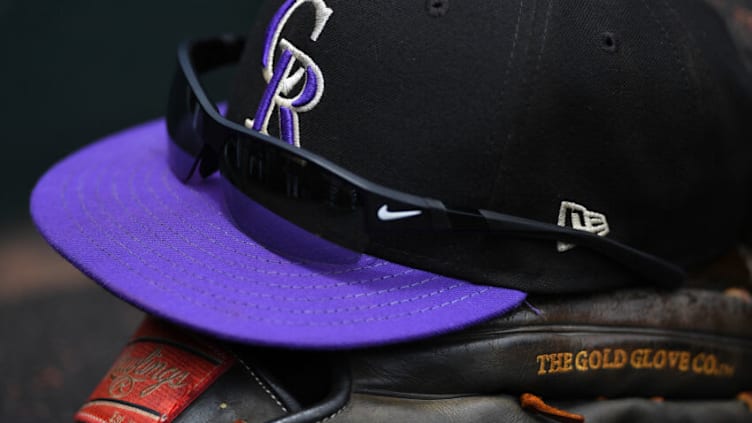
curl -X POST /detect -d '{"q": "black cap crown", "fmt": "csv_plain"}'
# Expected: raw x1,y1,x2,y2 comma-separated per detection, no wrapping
228,0,752,291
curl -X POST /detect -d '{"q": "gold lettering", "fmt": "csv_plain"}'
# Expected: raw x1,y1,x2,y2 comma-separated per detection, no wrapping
535,348,735,378
550,353,562,373
538,353,575,375
630,349,644,368
719,363,735,377
612,349,627,369
589,350,602,370
536,355,548,375
703,354,718,376
602,349,614,369
652,350,667,369
679,351,690,372
692,353,705,374
561,353,573,373
641,348,653,368
668,351,680,369
575,350,588,371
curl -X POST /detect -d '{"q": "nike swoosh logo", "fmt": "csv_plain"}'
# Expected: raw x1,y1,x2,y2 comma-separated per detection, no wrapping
377,205,423,221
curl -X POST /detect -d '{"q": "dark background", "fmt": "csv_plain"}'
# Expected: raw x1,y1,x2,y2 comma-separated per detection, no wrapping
0,2,260,422
0,1,261,224
1,1,752,422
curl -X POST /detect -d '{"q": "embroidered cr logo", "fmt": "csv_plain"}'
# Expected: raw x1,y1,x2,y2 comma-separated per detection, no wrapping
245,0,333,147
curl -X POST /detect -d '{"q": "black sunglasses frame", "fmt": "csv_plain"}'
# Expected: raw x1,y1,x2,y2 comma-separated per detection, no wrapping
166,35,685,292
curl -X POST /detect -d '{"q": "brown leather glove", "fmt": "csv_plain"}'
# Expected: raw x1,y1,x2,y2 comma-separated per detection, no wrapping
74,286,752,423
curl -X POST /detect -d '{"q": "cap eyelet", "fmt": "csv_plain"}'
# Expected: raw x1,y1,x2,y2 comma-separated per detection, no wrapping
600,32,618,53
427,0,449,17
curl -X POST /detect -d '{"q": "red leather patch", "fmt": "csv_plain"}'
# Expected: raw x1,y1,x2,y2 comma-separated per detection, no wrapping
75,318,235,423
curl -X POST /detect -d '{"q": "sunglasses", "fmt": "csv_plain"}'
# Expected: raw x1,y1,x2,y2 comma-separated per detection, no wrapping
166,36,685,293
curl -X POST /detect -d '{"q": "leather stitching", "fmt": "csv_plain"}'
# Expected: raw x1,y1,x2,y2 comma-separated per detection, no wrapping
315,402,349,423
233,353,289,413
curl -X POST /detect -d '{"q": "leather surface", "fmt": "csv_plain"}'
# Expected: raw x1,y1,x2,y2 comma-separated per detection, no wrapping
174,359,291,423
326,394,752,423
80,288,752,422
347,289,752,398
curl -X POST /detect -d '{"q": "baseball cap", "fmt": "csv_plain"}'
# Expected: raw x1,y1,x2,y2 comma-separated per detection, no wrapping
30,0,752,348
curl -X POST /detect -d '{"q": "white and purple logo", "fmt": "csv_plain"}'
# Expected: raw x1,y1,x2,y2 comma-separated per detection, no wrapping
245,0,333,147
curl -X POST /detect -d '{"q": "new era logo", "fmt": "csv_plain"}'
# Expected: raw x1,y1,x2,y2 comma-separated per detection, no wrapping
557,201,610,252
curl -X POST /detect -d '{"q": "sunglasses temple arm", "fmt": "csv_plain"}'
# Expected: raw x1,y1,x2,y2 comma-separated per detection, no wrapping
476,209,685,286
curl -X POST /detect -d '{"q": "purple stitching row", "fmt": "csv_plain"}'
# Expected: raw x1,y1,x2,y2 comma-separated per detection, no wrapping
45,128,508,329
152,171,385,277
156,152,388,275
125,159,421,289
78,147,474,310
67,165,493,325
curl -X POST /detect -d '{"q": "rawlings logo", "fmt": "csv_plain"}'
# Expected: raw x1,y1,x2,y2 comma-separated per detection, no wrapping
106,411,131,423
245,0,333,147
108,348,191,398
76,319,234,423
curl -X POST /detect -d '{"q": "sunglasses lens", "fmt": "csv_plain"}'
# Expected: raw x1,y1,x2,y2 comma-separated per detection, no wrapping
222,178,360,264
166,140,200,182
166,69,209,181
221,134,367,264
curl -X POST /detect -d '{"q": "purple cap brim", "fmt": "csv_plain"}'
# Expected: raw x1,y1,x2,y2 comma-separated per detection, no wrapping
30,118,526,349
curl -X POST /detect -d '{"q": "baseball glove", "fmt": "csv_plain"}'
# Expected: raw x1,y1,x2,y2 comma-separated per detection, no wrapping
74,253,752,423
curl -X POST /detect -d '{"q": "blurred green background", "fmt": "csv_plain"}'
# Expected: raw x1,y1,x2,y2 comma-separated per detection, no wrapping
0,2,261,422
0,0,261,224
